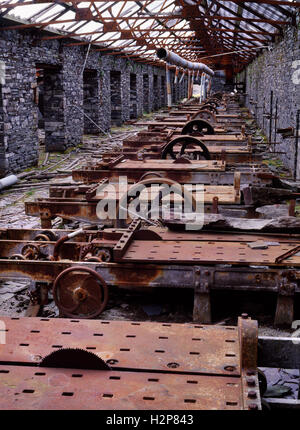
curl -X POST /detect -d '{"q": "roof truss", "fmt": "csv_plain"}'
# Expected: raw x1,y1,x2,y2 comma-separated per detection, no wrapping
0,0,298,71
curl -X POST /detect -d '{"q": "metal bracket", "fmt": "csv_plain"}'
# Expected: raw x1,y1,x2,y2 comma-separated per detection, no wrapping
193,267,213,323
113,219,141,261
275,273,297,327
86,178,108,201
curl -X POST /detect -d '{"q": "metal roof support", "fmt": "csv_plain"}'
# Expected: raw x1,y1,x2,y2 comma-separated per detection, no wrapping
166,63,172,110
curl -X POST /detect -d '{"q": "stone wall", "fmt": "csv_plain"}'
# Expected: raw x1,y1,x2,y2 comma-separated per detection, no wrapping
211,70,226,93
237,19,300,177
0,22,188,175
143,74,150,113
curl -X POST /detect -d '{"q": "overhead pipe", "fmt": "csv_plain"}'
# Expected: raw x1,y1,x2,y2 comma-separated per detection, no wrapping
157,48,214,77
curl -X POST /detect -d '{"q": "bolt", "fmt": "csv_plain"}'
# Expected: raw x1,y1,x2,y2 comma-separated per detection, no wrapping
248,403,258,410
195,269,200,275
246,370,255,376
248,391,257,399
167,362,179,369
205,271,210,276
246,377,256,387
241,313,248,319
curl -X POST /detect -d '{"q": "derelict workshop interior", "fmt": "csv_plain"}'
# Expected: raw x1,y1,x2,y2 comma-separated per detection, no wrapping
0,0,299,412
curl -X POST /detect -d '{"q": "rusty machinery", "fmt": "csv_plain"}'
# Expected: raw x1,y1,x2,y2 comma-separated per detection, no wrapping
0,94,299,409
25,173,249,227
0,315,263,410
67,93,264,165
25,167,299,228
71,156,273,185
0,221,299,326
0,315,298,409
24,115,291,229
124,93,279,163
103,128,262,163
118,94,263,162
138,91,247,133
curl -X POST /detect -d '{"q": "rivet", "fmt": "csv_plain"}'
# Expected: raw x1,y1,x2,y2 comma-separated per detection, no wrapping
241,313,248,319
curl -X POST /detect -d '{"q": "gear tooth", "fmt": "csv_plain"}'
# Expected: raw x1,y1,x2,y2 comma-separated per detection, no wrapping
40,347,111,371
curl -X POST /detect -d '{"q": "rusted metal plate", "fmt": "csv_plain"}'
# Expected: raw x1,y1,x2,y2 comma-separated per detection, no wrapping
2,227,299,244
137,123,244,134
123,135,248,148
0,316,260,410
0,260,298,293
71,168,271,186
1,228,300,262
25,201,255,224
0,317,240,376
93,149,260,163
1,229,300,264
120,240,300,265
168,111,241,119
112,159,226,171
171,145,250,153
27,184,241,205
0,365,243,410
198,135,246,142
136,151,260,163
95,183,241,204
25,200,99,224
150,228,300,244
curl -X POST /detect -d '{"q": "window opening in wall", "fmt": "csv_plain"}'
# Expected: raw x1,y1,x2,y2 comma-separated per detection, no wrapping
153,75,159,110
36,64,65,152
130,73,137,120
161,75,166,107
83,69,99,134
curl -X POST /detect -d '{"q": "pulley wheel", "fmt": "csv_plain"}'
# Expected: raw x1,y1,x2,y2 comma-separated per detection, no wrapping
192,109,217,123
34,230,58,242
162,136,211,160
181,119,215,136
53,266,108,319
